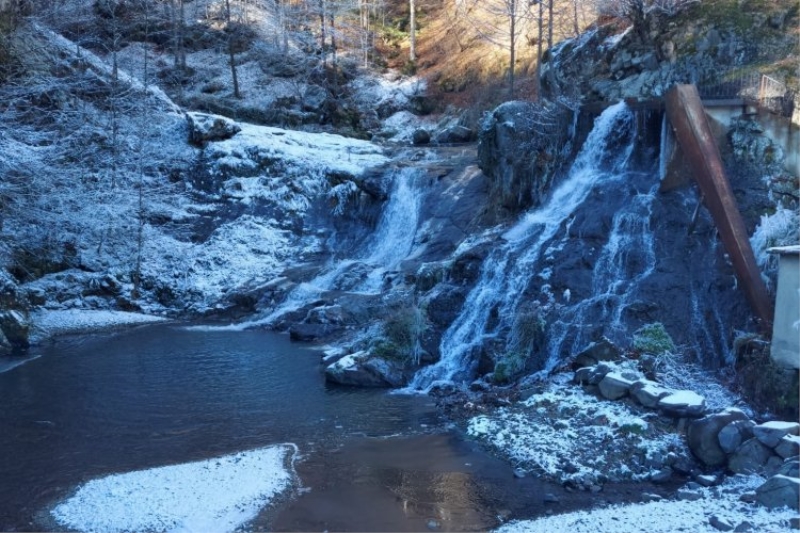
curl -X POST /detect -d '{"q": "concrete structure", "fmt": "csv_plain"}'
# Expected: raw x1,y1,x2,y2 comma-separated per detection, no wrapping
768,246,800,369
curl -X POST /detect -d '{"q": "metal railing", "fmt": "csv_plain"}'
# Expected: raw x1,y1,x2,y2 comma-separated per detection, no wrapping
697,72,797,120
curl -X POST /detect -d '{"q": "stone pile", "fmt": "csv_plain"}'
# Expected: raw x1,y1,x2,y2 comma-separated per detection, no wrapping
573,358,800,514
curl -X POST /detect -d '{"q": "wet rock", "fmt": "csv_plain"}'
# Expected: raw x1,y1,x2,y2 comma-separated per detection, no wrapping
630,379,673,408
753,421,800,448
543,492,560,503
572,337,622,369
728,438,774,475
641,492,663,502
658,390,706,417
775,435,800,459
598,372,634,400
755,474,800,510
719,420,756,454
687,408,750,467
412,129,431,146
324,351,406,388
709,515,735,531
289,323,342,342
186,112,241,145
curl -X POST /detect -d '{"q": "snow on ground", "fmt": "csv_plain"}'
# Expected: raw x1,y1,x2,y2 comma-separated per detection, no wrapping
206,121,388,179
468,376,688,486
51,445,294,533
494,474,796,533
30,309,168,342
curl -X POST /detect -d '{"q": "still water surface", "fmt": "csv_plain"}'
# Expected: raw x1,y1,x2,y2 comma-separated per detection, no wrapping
0,323,533,531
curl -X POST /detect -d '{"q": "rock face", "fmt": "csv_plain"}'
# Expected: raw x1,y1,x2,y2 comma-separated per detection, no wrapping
540,1,798,104
728,438,774,474
687,409,750,467
0,310,30,351
477,100,572,213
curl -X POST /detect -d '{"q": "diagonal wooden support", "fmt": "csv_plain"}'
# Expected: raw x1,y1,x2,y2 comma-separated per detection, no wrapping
665,84,774,330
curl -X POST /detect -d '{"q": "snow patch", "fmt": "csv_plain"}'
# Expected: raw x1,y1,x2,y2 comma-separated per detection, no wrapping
51,445,294,533
495,474,796,533
30,310,167,342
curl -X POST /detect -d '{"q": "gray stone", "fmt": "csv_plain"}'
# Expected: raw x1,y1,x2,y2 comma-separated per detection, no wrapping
676,488,704,501
709,515,734,531
658,390,706,417
755,475,800,510
589,363,613,385
572,337,622,369
434,125,473,144
543,492,560,503
719,420,756,454
598,372,634,400
728,438,775,474
765,455,786,477
412,129,431,145
754,421,800,448
739,491,758,503
186,112,241,145
630,379,673,408
733,521,755,532
687,408,750,467
779,458,800,478
776,435,800,459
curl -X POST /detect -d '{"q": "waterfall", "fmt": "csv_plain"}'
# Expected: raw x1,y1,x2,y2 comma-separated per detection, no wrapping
249,166,423,326
408,102,638,392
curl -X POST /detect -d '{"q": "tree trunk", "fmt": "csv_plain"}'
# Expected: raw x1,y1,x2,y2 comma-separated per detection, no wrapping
409,0,416,62
547,0,553,50
508,0,515,98
225,0,240,98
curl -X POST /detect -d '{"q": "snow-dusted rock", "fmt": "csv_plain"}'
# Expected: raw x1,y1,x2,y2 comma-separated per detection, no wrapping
598,371,634,400
753,421,800,448
324,351,406,388
775,435,800,459
433,125,474,144
658,390,706,417
572,337,622,369
186,112,242,145
0,329,10,356
778,458,800,478
687,408,750,467
755,474,800,510
412,129,431,145
718,420,756,454
630,379,673,408
728,438,774,475
709,514,735,531
0,310,30,350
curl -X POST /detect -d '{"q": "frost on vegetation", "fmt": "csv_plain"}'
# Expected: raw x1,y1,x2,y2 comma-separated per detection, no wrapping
468,380,687,485
495,474,796,533
750,207,799,274
328,181,360,215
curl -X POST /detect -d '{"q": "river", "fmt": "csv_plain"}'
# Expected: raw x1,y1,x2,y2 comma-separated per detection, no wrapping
0,323,605,532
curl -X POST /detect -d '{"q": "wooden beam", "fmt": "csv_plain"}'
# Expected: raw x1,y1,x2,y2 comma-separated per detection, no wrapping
665,84,774,330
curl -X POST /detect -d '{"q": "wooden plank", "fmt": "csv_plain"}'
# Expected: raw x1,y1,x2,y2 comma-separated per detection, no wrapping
665,84,774,329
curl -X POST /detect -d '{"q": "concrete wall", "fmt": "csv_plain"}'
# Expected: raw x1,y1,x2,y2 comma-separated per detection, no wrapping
706,106,800,178
770,247,800,369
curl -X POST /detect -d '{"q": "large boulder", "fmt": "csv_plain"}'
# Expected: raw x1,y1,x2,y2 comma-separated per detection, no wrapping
572,337,622,369
630,379,673,408
755,475,800,510
728,438,775,475
775,435,800,459
598,371,635,400
434,125,473,144
687,408,750,467
718,420,756,455
186,112,241,145
753,421,800,448
658,390,706,417
324,351,406,388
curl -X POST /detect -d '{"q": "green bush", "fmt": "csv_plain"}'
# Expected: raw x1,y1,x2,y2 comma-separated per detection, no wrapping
633,322,676,355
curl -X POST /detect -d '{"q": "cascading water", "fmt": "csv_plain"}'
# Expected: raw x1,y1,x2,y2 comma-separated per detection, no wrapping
255,166,424,326
408,102,638,391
